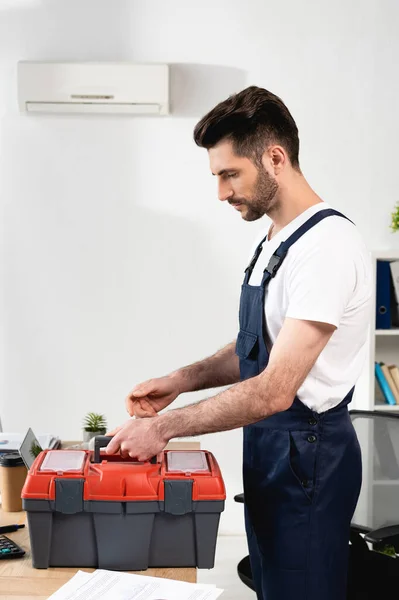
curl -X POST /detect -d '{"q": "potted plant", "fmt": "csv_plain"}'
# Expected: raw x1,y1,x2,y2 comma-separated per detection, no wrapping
82,412,107,442
29,440,43,461
391,202,399,233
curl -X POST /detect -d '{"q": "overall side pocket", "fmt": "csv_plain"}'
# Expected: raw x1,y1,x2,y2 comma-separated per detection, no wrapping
236,330,259,379
289,431,318,502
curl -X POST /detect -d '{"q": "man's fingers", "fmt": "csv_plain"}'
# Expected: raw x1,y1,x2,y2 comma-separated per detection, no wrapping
134,406,156,418
130,382,155,398
105,433,121,454
119,445,131,459
125,397,136,417
135,399,158,418
127,398,158,418
105,426,122,437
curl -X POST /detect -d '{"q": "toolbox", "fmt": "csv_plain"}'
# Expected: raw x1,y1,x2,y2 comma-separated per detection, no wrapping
21,436,225,570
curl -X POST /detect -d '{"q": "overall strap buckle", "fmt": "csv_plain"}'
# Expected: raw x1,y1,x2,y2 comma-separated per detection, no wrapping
244,250,260,273
264,249,287,277
244,237,267,274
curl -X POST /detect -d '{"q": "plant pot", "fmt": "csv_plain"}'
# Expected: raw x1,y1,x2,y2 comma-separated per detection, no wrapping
83,429,106,443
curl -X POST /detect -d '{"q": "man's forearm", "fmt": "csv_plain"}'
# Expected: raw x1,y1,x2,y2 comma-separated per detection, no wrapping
158,322,324,440
158,361,292,441
170,340,240,393
110,318,332,461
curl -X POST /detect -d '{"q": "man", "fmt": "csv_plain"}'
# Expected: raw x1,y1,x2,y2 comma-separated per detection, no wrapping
107,86,372,600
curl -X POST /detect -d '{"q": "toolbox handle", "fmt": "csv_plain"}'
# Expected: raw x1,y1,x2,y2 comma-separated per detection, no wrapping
93,436,157,465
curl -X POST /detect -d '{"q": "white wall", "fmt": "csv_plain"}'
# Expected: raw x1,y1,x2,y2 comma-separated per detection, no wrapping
1,0,399,534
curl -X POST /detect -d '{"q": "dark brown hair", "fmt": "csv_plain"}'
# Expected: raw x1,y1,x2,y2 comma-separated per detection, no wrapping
193,86,300,169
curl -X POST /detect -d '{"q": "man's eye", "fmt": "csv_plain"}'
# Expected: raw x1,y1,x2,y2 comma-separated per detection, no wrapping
228,173,238,179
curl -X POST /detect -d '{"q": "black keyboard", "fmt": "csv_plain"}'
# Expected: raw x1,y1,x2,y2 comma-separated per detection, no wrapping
0,534,25,559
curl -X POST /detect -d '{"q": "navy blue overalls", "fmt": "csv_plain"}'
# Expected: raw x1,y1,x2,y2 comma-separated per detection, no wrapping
236,209,362,600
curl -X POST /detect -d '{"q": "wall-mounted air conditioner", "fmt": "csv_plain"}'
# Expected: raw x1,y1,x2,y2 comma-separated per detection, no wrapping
17,62,170,115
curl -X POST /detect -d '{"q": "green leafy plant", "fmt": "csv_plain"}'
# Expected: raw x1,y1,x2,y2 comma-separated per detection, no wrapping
83,412,107,433
375,544,397,558
29,441,42,460
391,202,399,232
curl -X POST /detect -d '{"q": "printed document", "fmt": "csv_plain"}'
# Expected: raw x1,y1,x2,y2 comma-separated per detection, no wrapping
47,569,223,600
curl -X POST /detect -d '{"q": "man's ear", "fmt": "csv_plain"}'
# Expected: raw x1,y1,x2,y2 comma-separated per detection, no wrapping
262,145,287,176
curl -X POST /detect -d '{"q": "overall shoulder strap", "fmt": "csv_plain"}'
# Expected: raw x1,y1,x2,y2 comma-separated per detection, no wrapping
262,208,353,284
245,234,268,276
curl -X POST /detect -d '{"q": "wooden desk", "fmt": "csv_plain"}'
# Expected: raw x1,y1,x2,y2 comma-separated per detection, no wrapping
0,441,199,600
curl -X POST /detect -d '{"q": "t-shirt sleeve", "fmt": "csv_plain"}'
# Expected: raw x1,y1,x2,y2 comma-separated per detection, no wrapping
285,241,357,328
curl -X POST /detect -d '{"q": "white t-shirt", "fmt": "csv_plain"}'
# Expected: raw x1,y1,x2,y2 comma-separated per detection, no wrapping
247,202,373,413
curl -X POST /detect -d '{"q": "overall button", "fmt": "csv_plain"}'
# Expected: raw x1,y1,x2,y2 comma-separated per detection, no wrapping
301,479,309,487
307,434,317,443
308,418,317,426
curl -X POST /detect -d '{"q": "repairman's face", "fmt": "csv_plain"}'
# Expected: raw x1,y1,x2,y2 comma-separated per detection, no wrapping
208,140,279,221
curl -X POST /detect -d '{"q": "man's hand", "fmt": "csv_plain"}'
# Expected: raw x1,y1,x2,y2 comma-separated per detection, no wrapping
125,375,182,418
106,418,169,461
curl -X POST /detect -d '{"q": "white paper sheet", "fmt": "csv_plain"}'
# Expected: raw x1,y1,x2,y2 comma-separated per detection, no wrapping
47,569,223,600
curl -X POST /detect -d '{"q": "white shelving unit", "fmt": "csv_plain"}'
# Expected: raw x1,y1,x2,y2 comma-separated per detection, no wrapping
368,250,399,412
353,250,399,532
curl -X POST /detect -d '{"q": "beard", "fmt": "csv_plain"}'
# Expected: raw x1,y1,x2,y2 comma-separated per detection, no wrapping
229,168,279,222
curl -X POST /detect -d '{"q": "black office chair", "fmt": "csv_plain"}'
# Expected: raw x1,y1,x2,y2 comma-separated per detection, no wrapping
234,410,399,599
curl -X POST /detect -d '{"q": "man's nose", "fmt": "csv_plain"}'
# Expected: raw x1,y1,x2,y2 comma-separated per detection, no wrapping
218,180,234,202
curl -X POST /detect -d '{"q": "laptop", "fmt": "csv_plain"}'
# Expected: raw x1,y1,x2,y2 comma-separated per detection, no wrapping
19,428,43,470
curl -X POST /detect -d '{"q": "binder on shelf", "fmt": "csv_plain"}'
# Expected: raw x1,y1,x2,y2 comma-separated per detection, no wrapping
375,362,397,405
390,261,399,303
376,259,399,328
376,260,392,329
390,261,399,327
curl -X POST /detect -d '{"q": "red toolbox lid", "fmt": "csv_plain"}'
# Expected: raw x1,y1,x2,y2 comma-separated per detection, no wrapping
21,448,226,503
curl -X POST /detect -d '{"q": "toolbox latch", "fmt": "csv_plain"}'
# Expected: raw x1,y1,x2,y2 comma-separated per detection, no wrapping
55,478,84,514
164,480,193,516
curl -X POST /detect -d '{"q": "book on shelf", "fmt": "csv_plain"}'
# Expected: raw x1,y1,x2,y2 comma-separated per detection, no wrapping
375,362,398,405
389,364,399,394
380,363,399,403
